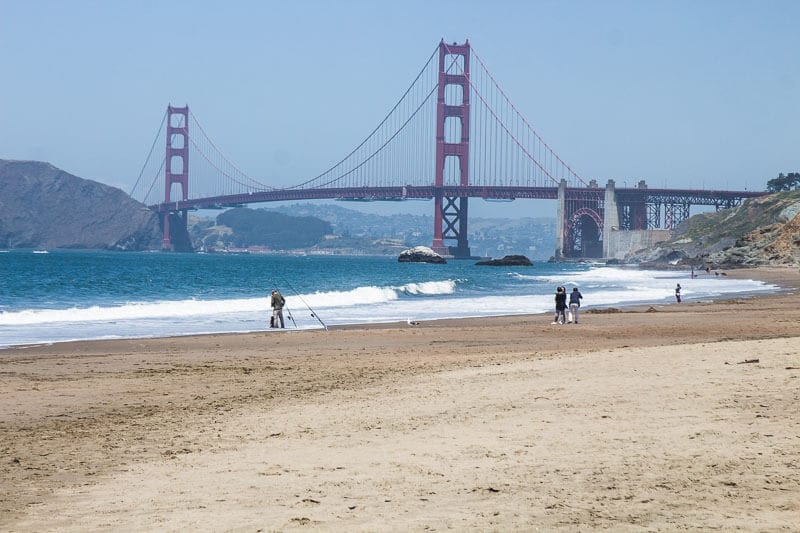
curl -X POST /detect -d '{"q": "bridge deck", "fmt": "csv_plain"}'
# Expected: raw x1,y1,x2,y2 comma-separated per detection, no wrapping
150,186,765,212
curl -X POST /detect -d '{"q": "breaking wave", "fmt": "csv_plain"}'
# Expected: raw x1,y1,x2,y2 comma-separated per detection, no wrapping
0,279,461,326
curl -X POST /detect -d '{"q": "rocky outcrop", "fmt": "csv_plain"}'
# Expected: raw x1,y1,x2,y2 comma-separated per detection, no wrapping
475,254,533,266
398,246,447,264
627,190,800,267
707,207,800,266
0,159,162,250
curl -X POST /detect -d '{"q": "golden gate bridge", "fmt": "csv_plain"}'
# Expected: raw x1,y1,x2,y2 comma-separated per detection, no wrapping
130,40,764,258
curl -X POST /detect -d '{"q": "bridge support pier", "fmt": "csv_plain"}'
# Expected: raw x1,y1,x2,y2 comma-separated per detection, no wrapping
161,210,192,252
602,179,619,258
555,179,567,259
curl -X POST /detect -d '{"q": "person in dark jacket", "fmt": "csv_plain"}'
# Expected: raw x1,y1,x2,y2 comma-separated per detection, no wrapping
270,289,286,328
552,286,568,325
568,287,583,324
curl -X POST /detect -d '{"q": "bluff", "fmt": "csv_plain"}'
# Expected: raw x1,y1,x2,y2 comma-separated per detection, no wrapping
627,190,800,267
0,160,161,250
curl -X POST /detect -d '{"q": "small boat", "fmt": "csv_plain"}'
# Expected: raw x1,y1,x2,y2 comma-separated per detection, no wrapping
32,250,49,254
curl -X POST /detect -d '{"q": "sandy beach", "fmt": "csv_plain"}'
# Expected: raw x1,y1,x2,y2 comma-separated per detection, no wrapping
1,267,799,531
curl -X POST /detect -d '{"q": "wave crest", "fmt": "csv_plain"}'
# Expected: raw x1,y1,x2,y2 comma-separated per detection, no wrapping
0,279,462,325
303,279,458,309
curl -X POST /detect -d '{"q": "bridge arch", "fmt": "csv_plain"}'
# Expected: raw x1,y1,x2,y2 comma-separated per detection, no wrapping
565,207,603,258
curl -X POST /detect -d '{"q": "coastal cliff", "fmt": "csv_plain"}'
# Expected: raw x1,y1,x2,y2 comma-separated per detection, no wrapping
0,159,161,250
627,190,800,267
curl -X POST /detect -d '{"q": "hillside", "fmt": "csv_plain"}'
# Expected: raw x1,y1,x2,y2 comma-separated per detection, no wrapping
188,203,556,257
0,159,558,256
629,190,800,267
0,160,161,250
269,203,557,258
204,207,332,249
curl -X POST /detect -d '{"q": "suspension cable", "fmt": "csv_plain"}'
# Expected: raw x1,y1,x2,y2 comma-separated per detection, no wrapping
286,44,440,190
187,135,274,193
469,45,587,186
189,111,274,191
448,42,559,186
142,158,166,205
305,49,463,190
142,112,185,205
307,81,440,189
130,109,167,199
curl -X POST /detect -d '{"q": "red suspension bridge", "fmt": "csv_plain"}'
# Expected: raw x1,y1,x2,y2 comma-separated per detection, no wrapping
130,40,764,258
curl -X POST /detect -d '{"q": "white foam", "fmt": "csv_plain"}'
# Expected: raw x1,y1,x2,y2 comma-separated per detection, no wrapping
287,280,458,310
0,267,778,349
0,297,270,326
0,279,462,327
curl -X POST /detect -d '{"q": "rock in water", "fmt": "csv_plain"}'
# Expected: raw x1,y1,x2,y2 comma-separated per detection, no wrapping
398,246,447,264
475,254,532,266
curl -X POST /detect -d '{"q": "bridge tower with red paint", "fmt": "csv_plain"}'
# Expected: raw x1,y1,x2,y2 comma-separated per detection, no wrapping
162,105,191,251
431,40,472,258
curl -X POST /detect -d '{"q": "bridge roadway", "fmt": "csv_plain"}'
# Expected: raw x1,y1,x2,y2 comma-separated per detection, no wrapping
149,185,765,213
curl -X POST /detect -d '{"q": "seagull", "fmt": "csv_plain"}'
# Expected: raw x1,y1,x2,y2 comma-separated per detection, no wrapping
406,318,421,326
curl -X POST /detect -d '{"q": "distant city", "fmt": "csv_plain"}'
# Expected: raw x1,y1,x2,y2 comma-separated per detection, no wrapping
190,203,557,259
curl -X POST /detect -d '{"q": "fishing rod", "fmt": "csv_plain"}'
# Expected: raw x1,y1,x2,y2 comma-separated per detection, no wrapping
283,302,299,329
279,278,328,331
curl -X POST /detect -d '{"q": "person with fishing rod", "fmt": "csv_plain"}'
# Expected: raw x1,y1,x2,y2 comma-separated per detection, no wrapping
278,279,328,331
270,289,286,328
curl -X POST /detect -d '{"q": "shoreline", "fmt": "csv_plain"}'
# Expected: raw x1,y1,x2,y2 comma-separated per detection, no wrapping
3,265,796,352
2,266,799,530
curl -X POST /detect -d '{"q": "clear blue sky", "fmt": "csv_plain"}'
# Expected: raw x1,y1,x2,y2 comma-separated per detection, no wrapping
1,0,798,218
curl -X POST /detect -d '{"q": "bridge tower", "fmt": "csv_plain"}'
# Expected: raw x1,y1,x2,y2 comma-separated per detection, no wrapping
162,105,191,251
431,40,471,259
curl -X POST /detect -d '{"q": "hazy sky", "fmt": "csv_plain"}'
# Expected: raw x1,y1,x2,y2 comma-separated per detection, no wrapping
1,0,798,218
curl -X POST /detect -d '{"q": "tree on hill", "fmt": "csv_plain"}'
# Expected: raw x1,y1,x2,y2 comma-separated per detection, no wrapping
216,207,332,248
766,172,800,192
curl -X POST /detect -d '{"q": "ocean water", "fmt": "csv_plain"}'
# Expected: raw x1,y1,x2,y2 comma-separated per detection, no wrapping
0,250,777,348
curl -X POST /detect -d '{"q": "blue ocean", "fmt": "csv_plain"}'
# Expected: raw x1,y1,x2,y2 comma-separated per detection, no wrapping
0,250,777,349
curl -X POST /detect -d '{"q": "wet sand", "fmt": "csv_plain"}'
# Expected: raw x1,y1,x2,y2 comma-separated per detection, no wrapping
1,267,799,531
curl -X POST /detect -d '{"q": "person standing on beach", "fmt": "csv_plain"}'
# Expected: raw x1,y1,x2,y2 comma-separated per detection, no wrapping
568,287,583,324
552,286,568,325
270,289,286,328
675,283,682,303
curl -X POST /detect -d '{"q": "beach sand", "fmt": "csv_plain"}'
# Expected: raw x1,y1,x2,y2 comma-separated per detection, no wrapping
1,267,799,531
